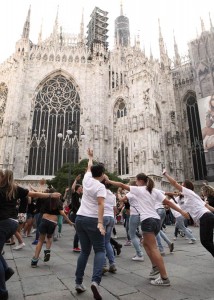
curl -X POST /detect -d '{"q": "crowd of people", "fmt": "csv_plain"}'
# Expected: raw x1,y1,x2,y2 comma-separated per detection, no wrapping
0,150,214,300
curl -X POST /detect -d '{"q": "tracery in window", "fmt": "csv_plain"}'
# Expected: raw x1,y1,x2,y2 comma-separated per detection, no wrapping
28,74,80,175
114,98,127,119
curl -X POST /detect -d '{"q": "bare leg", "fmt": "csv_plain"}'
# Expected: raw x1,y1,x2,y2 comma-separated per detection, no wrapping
34,234,46,259
143,233,168,278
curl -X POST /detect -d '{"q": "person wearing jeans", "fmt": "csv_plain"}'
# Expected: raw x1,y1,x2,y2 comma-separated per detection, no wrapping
118,183,144,261
102,181,117,273
155,207,174,255
75,149,106,300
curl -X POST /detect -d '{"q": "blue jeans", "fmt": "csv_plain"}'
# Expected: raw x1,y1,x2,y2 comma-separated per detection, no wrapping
103,216,115,266
156,208,171,251
175,216,196,240
0,219,18,293
75,215,105,285
129,215,143,257
70,213,79,248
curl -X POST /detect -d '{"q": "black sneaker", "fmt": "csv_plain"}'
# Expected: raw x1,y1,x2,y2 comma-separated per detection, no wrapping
5,267,14,281
44,249,51,262
31,258,38,268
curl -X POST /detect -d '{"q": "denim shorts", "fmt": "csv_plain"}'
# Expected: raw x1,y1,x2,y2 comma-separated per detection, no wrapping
141,218,160,235
39,218,57,237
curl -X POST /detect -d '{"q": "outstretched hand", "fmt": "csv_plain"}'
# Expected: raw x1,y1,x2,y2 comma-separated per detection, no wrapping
87,148,93,158
162,169,167,175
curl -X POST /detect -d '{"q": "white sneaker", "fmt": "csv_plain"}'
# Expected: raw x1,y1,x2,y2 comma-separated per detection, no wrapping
132,255,144,261
13,243,25,250
188,240,196,244
173,237,177,240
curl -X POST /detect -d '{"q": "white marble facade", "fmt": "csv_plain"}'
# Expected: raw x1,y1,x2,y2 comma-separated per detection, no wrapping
0,6,213,187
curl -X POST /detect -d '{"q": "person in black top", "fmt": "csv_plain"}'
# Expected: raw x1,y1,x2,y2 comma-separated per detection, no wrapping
0,169,61,300
67,175,82,252
31,190,74,268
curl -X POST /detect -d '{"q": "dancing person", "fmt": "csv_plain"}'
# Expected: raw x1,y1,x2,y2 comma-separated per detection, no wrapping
105,173,189,286
102,179,117,274
68,175,82,252
117,181,144,261
0,169,61,300
163,169,214,257
167,196,196,243
74,149,106,300
31,191,73,267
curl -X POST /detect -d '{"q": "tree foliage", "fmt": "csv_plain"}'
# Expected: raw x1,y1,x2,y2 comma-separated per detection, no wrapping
47,159,125,194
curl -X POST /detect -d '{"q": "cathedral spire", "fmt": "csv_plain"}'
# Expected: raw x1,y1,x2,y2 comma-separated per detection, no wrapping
38,20,43,45
158,19,167,66
22,5,31,39
209,12,214,32
173,30,181,65
200,17,205,33
53,6,59,37
120,0,123,16
150,44,153,60
78,8,84,44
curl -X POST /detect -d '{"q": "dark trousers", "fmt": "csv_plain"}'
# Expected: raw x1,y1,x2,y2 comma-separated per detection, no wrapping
200,212,214,257
0,219,18,294
69,213,79,248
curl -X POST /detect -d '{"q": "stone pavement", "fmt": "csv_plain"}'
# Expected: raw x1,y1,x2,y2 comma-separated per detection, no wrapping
4,223,214,300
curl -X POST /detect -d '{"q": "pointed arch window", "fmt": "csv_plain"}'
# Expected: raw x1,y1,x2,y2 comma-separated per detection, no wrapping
186,93,206,180
28,74,81,175
117,142,129,175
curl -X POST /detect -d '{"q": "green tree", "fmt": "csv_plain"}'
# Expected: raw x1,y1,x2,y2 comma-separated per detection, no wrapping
47,159,125,194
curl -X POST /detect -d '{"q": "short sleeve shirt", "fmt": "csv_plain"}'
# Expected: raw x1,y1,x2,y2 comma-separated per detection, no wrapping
129,186,165,222
181,187,210,223
0,186,29,220
77,172,106,218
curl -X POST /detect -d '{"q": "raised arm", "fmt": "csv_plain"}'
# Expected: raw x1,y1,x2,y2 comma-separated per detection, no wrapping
86,148,93,172
71,174,81,192
28,191,61,199
104,176,130,191
163,198,189,219
162,169,182,192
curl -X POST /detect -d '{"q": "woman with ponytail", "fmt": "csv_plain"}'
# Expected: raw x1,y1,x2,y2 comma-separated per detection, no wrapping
105,173,189,287
0,169,61,300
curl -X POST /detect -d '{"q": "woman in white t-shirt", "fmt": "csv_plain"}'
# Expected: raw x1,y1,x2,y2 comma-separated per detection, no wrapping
102,180,117,273
163,170,214,257
105,173,189,287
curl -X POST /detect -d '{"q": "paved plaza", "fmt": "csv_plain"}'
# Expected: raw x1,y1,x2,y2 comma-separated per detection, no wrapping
4,223,214,300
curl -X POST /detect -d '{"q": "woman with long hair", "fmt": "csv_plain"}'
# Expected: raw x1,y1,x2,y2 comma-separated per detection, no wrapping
105,173,189,286
0,169,61,300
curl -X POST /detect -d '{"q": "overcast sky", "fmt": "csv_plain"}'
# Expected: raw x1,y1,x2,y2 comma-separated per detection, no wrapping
0,0,214,63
